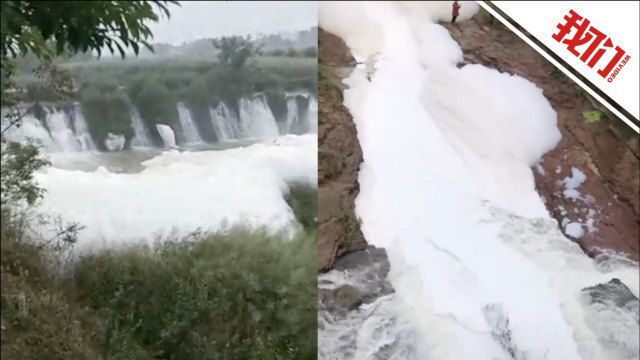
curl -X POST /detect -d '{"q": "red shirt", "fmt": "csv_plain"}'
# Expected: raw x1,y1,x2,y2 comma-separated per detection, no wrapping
452,2,461,16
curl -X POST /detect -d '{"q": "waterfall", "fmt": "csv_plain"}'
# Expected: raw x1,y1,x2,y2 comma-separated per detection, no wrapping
210,102,241,141
5,91,315,152
44,107,82,152
307,96,318,134
2,113,55,150
177,102,203,144
284,95,301,133
282,92,318,135
71,104,96,151
156,124,177,149
130,107,153,147
238,94,279,139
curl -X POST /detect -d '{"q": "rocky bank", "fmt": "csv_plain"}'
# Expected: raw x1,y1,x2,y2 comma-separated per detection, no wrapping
318,29,368,272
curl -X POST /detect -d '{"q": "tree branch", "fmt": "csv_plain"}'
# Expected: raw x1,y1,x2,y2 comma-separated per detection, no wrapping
0,100,39,136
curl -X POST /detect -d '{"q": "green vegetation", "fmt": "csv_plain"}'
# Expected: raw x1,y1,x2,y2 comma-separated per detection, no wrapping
286,185,318,232
79,78,135,148
128,75,178,128
265,46,317,58
77,229,316,359
65,55,317,140
582,109,603,124
1,1,173,60
0,142,50,206
1,216,317,359
70,55,317,103
212,35,262,71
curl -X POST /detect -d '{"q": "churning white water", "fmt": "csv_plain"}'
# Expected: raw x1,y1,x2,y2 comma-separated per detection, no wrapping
307,96,318,133
71,104,96,151
3,104,97,152
155,124,177,149
34,134,317,252
2,114,55,149
103,132,125,152
238,94,280,139
177,102,203,144
131,107,153,147
44,107,80,152
285,95,301,132
320,2,639,360
210,102,242,141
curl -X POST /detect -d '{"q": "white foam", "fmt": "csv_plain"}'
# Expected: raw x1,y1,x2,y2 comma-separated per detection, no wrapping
320,2,638,359
156,124,177,149
35,134,317,252
103,132,125,152
565,222,585,239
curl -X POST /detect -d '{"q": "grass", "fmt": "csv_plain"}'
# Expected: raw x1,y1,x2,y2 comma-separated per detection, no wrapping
285,184,318,233
1,208,317,359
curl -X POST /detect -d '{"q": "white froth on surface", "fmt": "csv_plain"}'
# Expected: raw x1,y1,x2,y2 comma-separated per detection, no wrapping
565,222,585,239
35,134,317,251
320,2,638,360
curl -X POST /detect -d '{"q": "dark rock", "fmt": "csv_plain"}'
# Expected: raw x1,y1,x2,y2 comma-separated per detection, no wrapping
319,246,394,315
582,278,639,310
332,285,363,311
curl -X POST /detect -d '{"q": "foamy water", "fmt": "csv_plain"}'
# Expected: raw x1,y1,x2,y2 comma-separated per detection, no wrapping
35,134,317,252
320,2,638,359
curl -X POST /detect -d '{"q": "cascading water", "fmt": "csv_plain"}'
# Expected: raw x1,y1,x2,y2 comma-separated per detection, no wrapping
284,94,301,133
307,96,318,133
176,102,203,144
238,94,280,139
71,104,96,151
44,107,83,152
4,90,317,151
4,105,94,153
210,102,242,141
156,124,177,149
320,2,639,360
2,112,54,150
282,92,318,135
131,107,153,147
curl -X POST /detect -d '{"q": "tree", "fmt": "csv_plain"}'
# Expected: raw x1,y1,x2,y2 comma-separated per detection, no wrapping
1,1,176,108
1,1,176,205
1,1,173,60
270,49,285,57
211,35,262,71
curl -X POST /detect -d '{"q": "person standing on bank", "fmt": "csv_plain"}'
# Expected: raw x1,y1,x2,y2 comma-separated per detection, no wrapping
452,1,461,24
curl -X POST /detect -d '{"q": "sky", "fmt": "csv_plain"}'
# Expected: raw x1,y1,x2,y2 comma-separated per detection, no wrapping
148,1,317,45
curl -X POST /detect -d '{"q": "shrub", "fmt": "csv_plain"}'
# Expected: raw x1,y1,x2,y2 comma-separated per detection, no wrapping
1,210,149,360
78,78,133,149
1,214,316,360
72,229,317,359
128,76,178,127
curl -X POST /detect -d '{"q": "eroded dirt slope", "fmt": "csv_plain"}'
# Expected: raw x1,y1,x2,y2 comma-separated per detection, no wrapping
318,29,367,271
